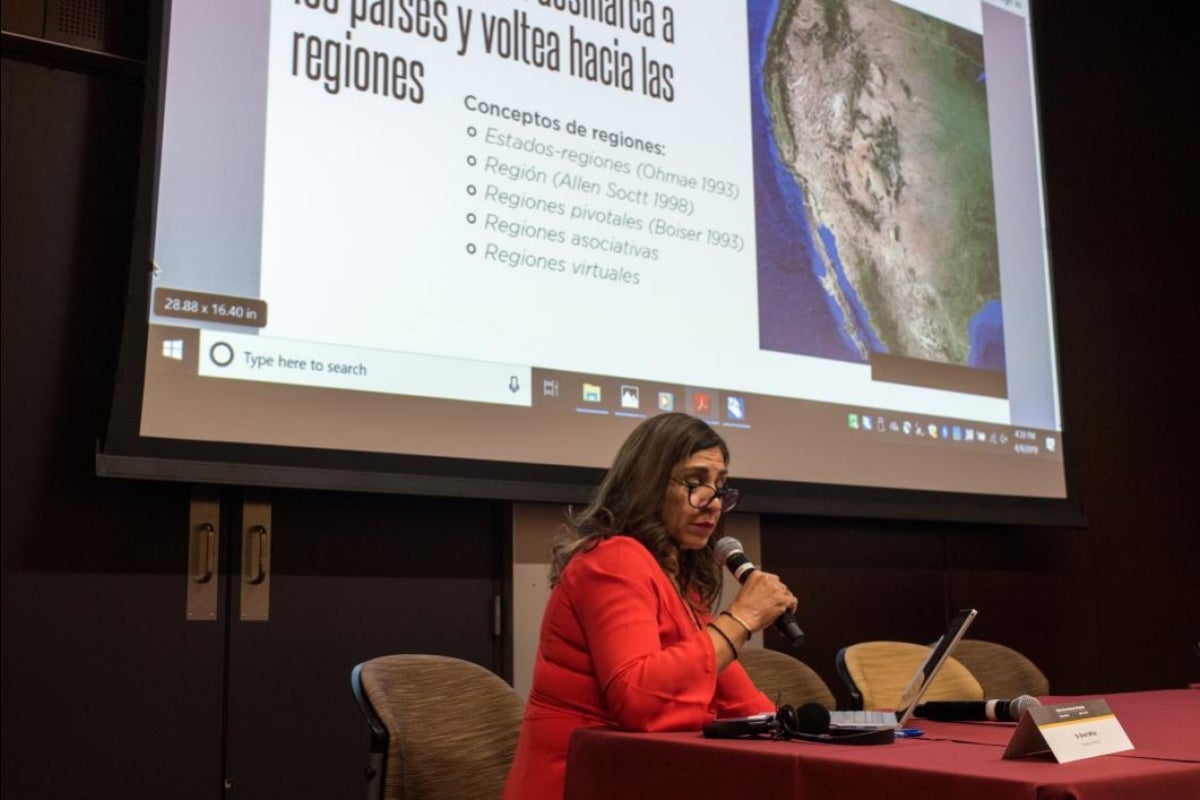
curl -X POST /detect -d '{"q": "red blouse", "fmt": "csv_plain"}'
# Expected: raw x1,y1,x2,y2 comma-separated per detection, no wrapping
502,536,773,799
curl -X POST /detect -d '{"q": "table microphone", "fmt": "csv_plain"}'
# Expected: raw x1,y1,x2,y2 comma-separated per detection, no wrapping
913,695,1042,722
713,537,805,649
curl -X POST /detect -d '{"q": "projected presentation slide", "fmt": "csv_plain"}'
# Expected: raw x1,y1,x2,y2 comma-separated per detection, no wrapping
137,0,1065,498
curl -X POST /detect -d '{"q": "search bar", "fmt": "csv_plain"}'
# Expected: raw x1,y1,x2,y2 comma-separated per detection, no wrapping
197,330,531,406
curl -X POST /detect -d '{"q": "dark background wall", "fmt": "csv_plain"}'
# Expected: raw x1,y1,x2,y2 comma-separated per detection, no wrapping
2,1,1196,797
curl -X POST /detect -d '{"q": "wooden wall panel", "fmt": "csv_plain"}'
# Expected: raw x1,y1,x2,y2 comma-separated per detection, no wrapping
1,0,46,37
762,516,949,707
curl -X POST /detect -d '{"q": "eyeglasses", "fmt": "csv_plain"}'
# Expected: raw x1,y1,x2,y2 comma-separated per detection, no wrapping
673,479,741,512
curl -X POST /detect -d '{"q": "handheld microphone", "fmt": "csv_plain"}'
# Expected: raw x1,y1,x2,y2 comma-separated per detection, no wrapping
713,537,805,649
913,695,1042,722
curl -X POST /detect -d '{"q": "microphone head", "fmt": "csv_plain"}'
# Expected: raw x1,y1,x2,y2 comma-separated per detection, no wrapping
713,537,744,565
1010,695,1041,719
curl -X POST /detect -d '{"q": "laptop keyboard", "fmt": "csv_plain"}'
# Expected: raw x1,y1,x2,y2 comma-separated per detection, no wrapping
829,710,897,727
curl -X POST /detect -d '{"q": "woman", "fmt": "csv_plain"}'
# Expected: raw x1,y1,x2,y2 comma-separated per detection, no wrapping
502,413,798,799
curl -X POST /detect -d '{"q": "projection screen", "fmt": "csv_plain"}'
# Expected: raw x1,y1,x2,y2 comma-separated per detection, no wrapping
99,0,1075,521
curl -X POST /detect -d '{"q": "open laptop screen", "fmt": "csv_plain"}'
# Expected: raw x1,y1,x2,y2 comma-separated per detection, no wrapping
894,607,979,724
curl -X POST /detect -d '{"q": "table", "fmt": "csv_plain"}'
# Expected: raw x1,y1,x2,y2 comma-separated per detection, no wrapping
563,690,1200,800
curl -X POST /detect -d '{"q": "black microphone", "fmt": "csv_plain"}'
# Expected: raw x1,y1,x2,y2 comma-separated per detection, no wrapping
713,537,805,649
913,695,1042,722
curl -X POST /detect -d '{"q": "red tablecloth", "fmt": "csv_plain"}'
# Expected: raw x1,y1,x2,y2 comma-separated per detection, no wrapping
915,689,1200,763
563,690,1200,800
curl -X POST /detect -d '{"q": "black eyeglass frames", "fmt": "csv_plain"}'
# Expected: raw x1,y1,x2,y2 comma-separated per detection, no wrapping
673,479,741,512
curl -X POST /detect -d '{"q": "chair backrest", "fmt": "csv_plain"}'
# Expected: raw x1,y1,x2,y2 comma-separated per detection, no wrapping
739,647,837,710
351,654,524,800
835,641,983,711
951,639,1050,698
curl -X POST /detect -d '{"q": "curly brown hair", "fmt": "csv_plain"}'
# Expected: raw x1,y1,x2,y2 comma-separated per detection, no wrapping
549,413,730,612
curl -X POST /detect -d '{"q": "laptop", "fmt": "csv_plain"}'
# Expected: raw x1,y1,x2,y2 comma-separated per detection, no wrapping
828,607,978,730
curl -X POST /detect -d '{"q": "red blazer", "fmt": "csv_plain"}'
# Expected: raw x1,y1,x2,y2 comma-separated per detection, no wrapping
502,536,773,799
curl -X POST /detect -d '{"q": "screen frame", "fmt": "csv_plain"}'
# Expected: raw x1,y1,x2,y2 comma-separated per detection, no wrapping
97,0,1085,527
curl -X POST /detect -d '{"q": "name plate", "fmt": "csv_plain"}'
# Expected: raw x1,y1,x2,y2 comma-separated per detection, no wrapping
1003,699,1133,763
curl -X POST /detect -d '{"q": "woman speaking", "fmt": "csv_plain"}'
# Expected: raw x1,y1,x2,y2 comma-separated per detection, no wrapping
502,413,798,798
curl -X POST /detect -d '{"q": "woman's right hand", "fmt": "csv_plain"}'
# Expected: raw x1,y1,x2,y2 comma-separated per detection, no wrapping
727,570,797,632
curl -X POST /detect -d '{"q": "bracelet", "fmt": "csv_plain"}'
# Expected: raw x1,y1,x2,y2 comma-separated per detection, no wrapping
706,622,739,659
721,610,753,637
